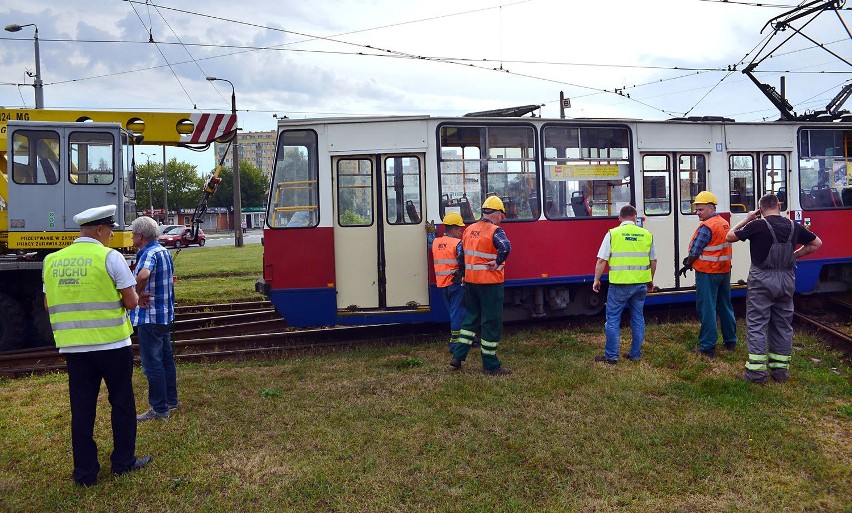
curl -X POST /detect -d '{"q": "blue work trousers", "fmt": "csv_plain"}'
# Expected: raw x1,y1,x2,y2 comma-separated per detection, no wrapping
137,323,178,414
604,283,648,361
440,283,466,351
695,271,737,352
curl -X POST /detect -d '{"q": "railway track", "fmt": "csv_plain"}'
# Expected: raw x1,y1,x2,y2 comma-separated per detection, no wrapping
2,297,848,378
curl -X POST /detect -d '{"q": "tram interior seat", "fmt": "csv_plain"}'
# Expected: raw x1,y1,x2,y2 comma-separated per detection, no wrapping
777,187,787,210
528,196,540,219
570,191,592,217
442,194,476,222
405,200,421,223
841,187,852,207
502,197,518,219
800,190,815,209
811,186,837,208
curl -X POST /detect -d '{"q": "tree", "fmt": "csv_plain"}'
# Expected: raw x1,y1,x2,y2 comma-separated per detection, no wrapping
208,161,271,209
134,158,205,210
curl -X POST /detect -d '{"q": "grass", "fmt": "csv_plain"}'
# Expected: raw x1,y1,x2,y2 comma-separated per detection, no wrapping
1,319,849,512
170,244,265,305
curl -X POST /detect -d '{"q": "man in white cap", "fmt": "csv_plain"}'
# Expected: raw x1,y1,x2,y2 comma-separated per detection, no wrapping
42,205,152,486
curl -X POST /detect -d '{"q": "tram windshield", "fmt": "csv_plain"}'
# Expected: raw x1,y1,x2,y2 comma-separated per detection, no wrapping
798,128,851,209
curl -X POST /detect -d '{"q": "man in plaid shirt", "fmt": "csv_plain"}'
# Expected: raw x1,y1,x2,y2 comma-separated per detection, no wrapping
129,216,177,422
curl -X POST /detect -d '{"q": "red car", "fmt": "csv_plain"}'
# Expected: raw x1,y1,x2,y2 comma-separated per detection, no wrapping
158,226,206,248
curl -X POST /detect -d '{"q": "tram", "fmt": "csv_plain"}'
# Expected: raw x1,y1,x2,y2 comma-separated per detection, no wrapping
255,114,851,327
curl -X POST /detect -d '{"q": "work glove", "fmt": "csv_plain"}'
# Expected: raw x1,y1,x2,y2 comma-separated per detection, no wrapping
678,264,692,278
425,220,436,234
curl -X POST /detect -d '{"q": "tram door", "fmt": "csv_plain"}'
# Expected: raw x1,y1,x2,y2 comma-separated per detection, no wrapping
331,154,429,312
639,152,709,289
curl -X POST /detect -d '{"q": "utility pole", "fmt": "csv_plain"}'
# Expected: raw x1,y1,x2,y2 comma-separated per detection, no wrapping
5,23,44,108
162,147,169,223
141,152,155,214
206,76,243,247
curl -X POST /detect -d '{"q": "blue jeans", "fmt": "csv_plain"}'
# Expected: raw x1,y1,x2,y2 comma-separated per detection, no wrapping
441,283,466,351
137,323,177,414
604,283,648,361
695,271,737,352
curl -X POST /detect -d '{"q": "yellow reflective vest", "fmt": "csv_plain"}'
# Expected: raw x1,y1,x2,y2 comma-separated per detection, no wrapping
608,223,653,284
43,242,133,348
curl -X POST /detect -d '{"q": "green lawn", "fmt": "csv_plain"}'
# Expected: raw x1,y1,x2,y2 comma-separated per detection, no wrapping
1,320,849,512
170,244,265,305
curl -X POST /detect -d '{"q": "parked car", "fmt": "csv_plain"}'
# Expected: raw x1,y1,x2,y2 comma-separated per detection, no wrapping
158,226,206,248
158,224,183,235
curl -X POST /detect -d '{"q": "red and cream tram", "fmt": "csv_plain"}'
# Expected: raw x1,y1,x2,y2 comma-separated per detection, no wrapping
256,115,851,327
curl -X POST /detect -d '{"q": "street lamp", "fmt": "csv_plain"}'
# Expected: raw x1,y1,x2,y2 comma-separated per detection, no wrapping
206,76,243,247
5,23,44,109
141,152,156,216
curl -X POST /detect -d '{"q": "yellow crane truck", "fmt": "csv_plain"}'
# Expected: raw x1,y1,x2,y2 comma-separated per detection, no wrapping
0,109,236,350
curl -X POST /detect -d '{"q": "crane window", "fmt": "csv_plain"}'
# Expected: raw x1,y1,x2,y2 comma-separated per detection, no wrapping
678,154,707,214
269,130,319,228
642,154,670,216
384,156,422,225
542,125,632,219
11,130,61,185
798,128,851,209
337,159,374,227
729,154,755,212
438,124,538,222
69,132,116,185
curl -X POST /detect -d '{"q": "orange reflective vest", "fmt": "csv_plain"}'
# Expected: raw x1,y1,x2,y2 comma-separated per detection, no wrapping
432,235,461,288
690,214,733,274
463,220,505,284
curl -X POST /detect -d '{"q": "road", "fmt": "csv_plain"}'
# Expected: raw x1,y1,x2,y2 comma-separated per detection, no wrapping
168,231,264,250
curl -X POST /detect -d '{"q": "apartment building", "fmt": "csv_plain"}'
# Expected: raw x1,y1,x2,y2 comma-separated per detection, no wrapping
214,130,277,178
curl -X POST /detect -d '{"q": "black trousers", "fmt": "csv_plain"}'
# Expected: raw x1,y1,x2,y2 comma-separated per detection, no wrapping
64,346,137,484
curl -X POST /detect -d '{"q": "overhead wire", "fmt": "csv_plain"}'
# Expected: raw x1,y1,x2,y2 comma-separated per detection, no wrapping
128,0,196,106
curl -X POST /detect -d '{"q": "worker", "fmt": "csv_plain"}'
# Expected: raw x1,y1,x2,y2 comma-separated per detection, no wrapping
42,205,151,486
726,194,822,383
130,216,178,421
678,191,737,357
427,212,467,353
592,204,657,364
451,196,512,375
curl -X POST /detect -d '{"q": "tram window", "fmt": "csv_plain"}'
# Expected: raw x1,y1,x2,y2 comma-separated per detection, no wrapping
762,154,787,210
729,154,755,212
384,156,422,225
337,159,374,227
11,130,61,185
678,154,707,214
269,130,319,228
69,132,115,185
642,154,670,216
542,125,631,219
438,125,538,222
798,129,850,209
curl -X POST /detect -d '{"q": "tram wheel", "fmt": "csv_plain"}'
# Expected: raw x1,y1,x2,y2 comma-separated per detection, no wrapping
576,286,605,316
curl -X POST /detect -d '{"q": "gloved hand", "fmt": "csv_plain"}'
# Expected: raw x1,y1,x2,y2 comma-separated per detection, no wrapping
678,265,692,278
425,220,436,234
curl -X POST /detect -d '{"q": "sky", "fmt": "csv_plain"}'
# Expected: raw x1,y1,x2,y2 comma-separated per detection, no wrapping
1,0,850,172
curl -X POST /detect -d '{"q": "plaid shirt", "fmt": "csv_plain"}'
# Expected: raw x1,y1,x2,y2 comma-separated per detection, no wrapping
129,240,175,326
688,213,716,258
487,219,512,265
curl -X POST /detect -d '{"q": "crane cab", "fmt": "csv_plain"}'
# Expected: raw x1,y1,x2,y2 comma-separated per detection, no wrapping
4,121,137,250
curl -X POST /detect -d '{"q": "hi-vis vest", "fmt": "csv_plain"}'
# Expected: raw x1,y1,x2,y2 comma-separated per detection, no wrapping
432,235,461,288
608,223,653,284
463,220,505,284
43,242,133,348
690,214,733,274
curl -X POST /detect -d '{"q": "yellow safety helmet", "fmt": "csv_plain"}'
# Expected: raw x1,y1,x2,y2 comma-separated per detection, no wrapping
693,191,718,205
481,195,506,212
442,212,465,227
